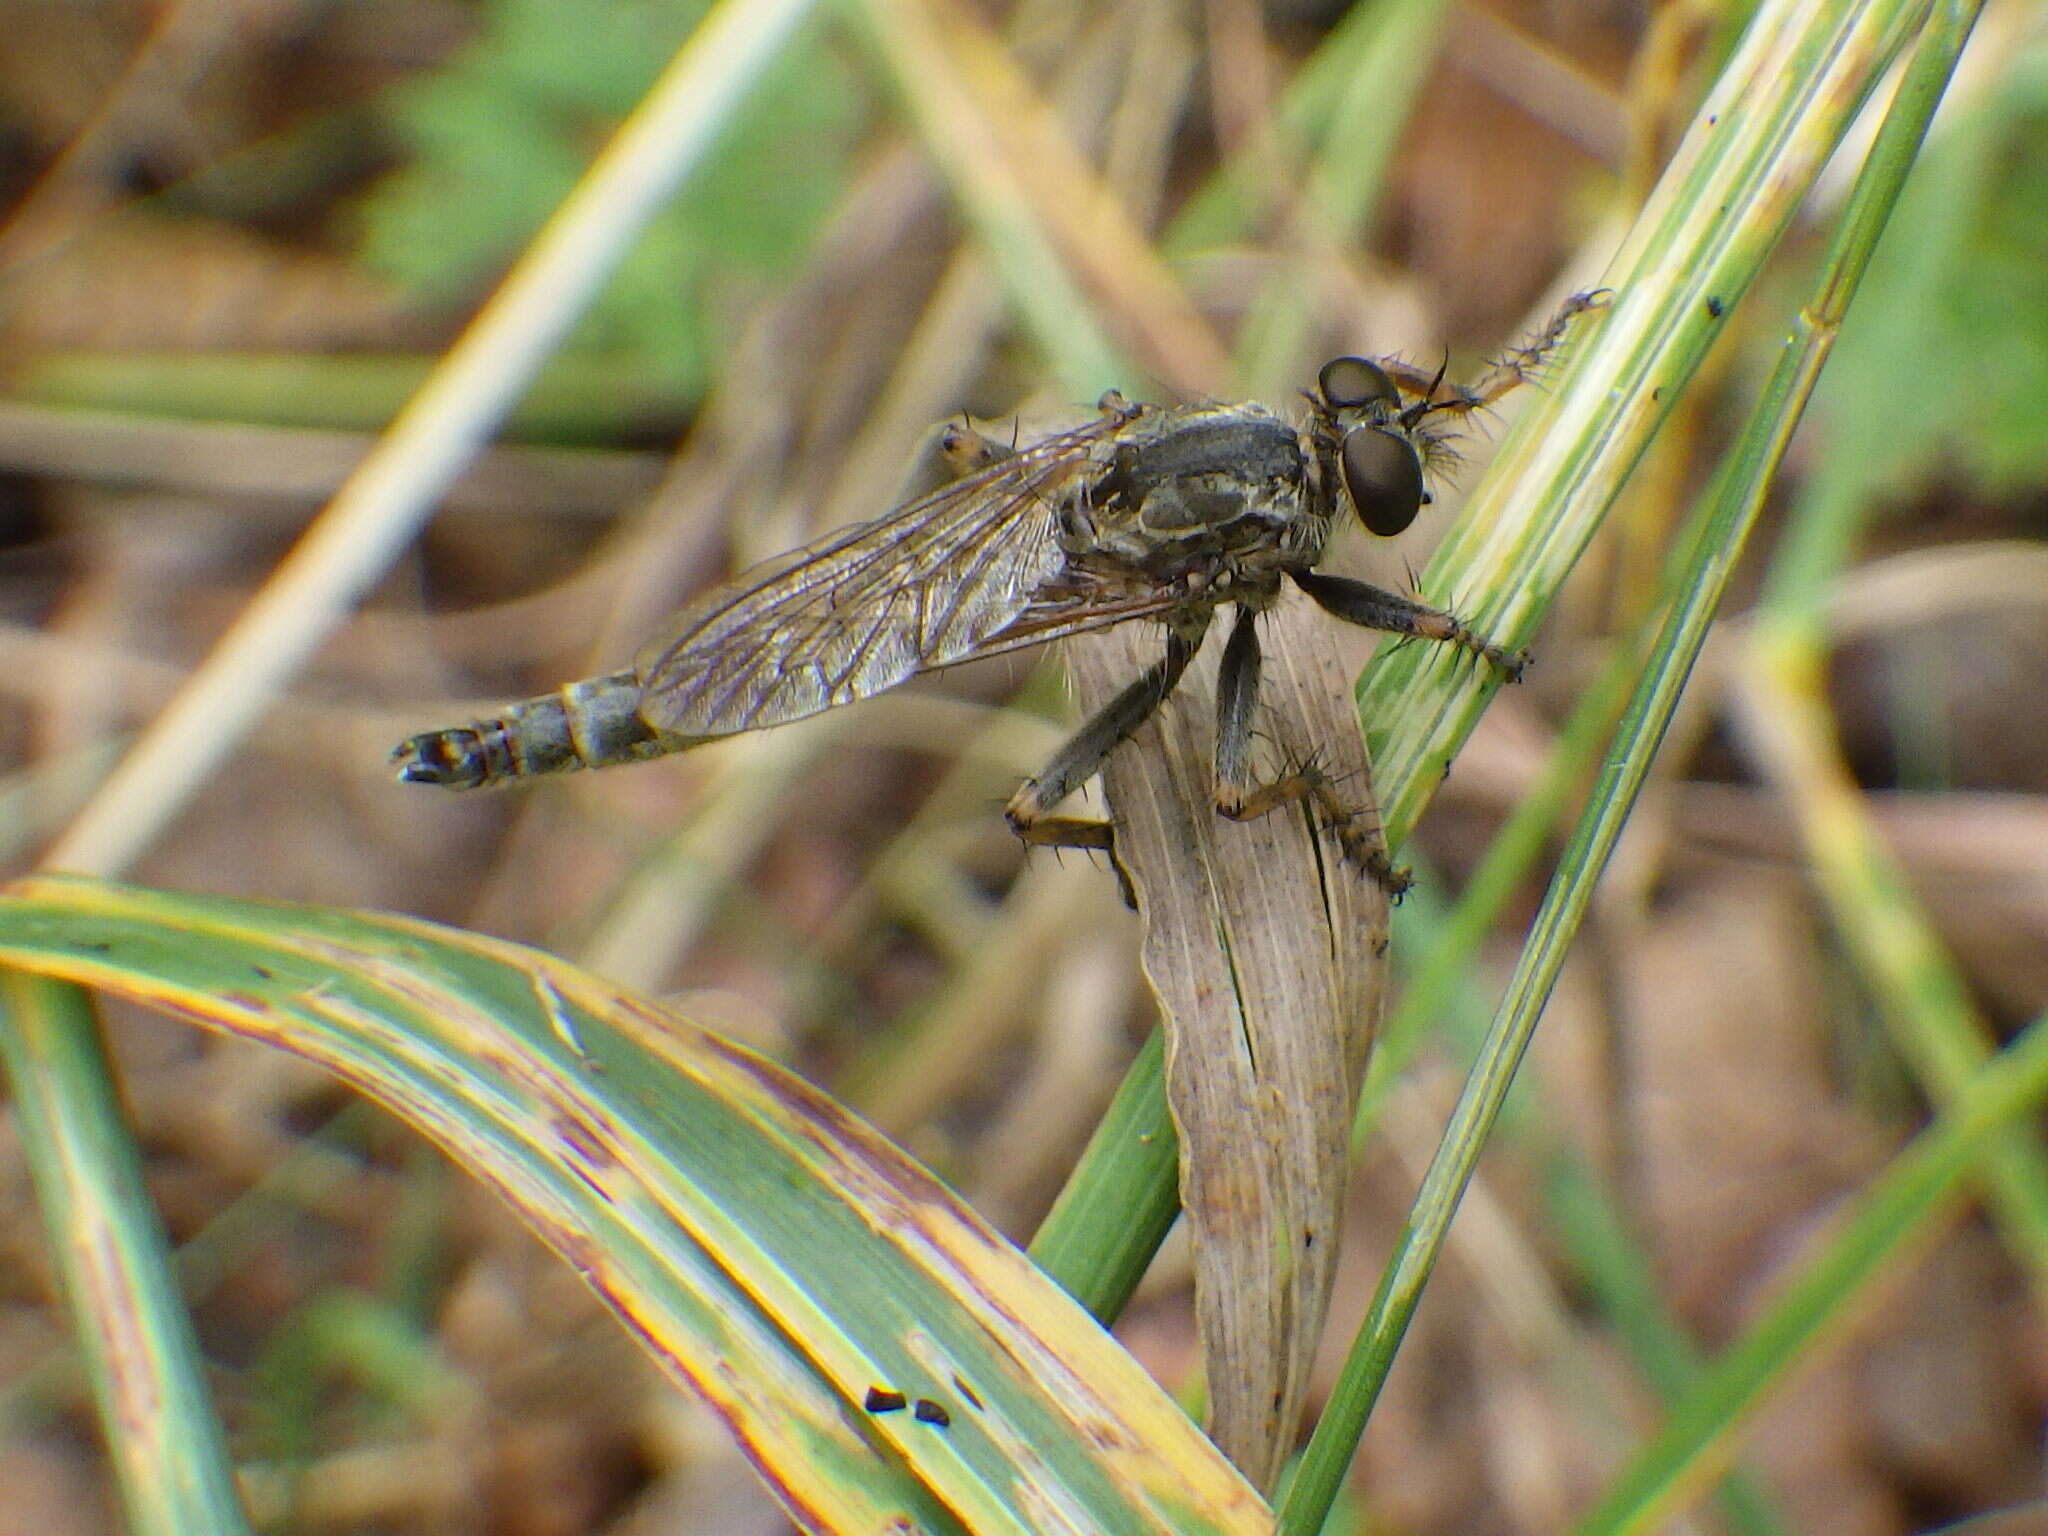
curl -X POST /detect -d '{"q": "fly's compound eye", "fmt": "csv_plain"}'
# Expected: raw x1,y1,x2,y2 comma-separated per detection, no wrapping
1318,356,1396,411
1341,426,1425,537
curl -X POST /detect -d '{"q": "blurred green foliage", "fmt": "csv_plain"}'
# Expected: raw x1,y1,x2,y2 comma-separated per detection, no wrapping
353,0,866,399
1822,40,2048,502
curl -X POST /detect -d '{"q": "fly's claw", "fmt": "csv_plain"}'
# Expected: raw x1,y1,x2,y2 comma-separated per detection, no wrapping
1360,847,1415,902
1494,642,1534,684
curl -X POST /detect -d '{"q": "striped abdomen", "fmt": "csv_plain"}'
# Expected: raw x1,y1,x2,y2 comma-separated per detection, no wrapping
391,671,700,789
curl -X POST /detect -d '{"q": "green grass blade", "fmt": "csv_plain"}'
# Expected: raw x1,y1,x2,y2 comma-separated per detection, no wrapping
1572,1005,2048,1536
1280,4,1969,1529
1738,5,2048,1299
1358,0,1931,827
0,973,254,1535
1028,1029,1180,1321
5,10,839,1526
1041,0,1933,1345
0,875,1269,1535
1739,625,2048,1297
1541,1151,1794,1536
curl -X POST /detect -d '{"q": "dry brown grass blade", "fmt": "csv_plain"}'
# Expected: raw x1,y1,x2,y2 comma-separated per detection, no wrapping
1064,589,1390,1492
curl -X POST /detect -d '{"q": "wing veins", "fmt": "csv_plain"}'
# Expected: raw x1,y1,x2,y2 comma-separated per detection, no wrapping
638,414,1119,736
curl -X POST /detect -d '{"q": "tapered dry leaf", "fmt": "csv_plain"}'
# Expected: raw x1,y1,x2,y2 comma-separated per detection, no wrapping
1066,587,1390,1491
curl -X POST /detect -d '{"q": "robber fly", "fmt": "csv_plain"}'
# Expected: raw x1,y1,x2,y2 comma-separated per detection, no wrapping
394,293,1602,888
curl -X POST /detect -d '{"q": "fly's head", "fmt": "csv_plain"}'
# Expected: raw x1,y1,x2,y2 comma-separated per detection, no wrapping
1307,354,1480,540
1307,290,1609,539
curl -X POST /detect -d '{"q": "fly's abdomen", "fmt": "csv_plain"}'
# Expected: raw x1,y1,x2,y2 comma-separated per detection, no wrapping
392,671,696,788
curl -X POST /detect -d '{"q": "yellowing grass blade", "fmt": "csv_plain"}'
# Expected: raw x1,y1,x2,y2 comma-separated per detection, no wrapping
0,875,1268,1536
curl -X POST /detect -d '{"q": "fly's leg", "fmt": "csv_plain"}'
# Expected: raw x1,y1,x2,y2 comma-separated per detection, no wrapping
1005,621,1206,893
1212,606,1261,813
1464,288,1610,405
1212,609,1410,896
1381,289,1609,419
1290,569,1528,679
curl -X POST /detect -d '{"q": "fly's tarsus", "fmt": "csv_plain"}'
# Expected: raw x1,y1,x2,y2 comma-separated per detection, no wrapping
1386,288,1608,425
1295,763,1403,892
1471,287,1611,404
1004,623,1202,903
1214,748,1410,899
1005,810,1137,909
1445,623,1530,683
1007,625,1204,828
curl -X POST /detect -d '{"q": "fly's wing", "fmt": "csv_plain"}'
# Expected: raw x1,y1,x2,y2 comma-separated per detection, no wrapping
636,413,1131,737
908,581,1192,664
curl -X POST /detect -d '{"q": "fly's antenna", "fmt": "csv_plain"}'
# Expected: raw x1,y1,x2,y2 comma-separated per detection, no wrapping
1401,351,1485,433
1424,351,1451,403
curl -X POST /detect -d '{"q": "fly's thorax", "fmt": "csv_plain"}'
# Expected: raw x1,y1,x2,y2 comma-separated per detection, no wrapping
1055,403,1325,581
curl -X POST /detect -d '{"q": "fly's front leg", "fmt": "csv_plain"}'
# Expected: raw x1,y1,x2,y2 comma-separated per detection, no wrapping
1006,621,1205,884
1382,289,1609,421
1290,569,1528,679
1212,608,1410,895
1465,288,1610,406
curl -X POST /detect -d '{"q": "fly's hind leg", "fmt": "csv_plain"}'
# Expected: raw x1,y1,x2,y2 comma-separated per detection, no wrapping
1005,621,1207,901
1212,608,1411,897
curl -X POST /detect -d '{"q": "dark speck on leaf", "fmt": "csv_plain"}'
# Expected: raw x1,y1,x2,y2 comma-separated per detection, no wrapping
864,1387,907,1414
913,1399,951,1428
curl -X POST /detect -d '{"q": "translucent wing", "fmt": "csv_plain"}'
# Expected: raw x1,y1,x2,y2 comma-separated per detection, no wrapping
637,413,1130,737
